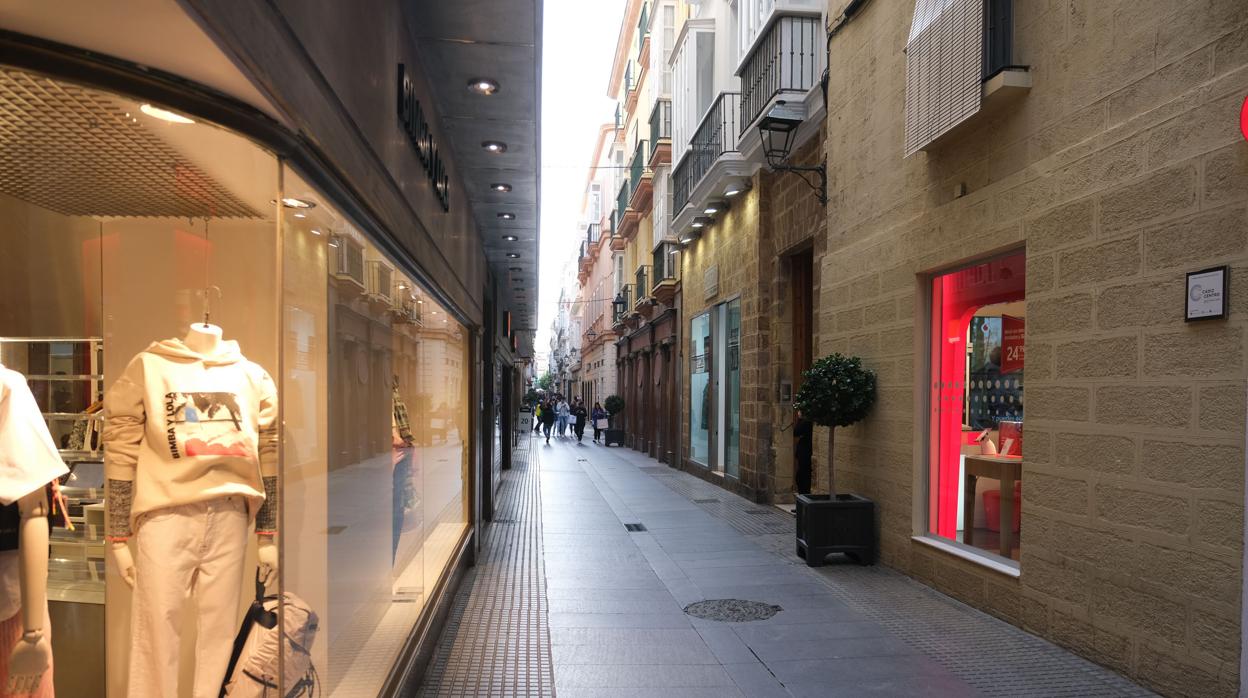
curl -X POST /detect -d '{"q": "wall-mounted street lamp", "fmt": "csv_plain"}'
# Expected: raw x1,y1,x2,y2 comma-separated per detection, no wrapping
612,292,627,320
757,101,827,206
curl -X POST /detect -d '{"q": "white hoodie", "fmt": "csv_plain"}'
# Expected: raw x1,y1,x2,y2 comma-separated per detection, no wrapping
103,338,276,533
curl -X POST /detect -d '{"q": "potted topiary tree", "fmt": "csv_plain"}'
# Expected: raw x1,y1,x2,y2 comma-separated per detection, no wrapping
603,394,626,447
792,353,877,566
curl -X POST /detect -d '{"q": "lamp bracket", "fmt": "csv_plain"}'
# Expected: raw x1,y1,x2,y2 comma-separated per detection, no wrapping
766,156,828,206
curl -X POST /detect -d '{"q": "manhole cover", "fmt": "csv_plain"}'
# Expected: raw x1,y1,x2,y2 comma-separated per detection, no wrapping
683,599,782,622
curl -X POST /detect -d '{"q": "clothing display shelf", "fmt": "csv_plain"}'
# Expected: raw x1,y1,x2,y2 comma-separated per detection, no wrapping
0,337,107,602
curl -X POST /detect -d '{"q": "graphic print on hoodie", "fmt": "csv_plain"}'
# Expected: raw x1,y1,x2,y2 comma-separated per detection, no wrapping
103,338,277,533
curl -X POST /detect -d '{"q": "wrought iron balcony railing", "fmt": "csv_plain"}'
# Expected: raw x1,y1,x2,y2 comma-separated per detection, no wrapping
587,223,601,245
649,99,671,159
579,240,589,261
738,15,822,135
673,92,741,213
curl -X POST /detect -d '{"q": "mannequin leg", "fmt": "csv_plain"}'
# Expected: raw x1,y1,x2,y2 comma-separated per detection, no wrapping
130,506,200,698
191,497,248,698
0,603,54,697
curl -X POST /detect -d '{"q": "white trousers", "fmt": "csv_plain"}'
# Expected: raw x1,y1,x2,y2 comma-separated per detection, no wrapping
128,496,248,698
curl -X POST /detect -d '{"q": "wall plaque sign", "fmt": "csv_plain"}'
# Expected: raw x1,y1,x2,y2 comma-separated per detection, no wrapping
704,265,719,300
1186,266,1228,322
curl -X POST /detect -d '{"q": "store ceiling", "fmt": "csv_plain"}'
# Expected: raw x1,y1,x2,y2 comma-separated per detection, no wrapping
403,0,541,358
0,69,259,219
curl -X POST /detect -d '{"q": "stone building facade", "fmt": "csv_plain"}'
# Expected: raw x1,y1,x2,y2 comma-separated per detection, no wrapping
817,0,1248,694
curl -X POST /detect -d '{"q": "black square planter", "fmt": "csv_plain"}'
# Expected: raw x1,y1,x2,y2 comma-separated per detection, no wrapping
795,493,876,566
603,428,627,446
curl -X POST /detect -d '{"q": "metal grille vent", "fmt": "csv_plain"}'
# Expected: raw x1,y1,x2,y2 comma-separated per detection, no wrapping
0,69,260,218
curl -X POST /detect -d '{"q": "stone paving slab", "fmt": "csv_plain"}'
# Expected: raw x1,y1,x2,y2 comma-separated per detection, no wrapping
419,429,1157,697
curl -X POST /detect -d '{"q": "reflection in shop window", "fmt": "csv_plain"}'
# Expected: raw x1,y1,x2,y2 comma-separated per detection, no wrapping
928,251,1025,565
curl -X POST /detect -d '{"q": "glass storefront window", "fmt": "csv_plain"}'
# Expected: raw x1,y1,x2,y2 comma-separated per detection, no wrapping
722,299,741,477
927,251,1025,563
0,64,473,698
280,170,470,697
0,64,281,696
689,312,711,464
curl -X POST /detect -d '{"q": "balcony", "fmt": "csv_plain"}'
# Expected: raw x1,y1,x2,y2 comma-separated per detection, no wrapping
612,284,633,326
587,223,602,246
634,265,651,304
672,92,742,216
624,61,640,114
648,99,672,168
616,176,641,240
628,139,653,212
738,14,824,137
651,243,679,305
638,2,651,68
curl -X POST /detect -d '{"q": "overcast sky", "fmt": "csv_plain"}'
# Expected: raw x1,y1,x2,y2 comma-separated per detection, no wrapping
536,0,623,355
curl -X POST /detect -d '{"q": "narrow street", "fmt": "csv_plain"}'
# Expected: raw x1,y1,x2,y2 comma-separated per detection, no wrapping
419,423,1155,697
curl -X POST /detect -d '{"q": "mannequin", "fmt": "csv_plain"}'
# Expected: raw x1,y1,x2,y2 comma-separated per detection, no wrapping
109,324,277,588
104,324,278,698
0,362,68,697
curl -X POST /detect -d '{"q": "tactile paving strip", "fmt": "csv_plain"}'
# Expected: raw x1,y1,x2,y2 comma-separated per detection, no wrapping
417,427,554,697
644,465,1155,698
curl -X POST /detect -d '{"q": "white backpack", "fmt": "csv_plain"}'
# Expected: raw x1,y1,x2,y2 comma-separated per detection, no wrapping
221,577,320,697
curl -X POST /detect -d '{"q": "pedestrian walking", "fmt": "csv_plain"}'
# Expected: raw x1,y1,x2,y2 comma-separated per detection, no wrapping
556,397,570,437
591,402,607,443
572,399,588,442
533,401,543,433
540,399,556,443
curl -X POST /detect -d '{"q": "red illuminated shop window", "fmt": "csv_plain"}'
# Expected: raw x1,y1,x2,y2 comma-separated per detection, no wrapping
928,250,1025,564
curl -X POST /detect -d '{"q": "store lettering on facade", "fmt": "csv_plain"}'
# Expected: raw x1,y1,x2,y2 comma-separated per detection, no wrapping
397,63,451,212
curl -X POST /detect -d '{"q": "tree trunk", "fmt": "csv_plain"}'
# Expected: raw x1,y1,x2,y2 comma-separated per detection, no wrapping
827,426,836,496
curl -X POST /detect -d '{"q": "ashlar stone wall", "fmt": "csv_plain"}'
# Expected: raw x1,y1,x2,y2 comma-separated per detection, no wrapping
820,0,1248,694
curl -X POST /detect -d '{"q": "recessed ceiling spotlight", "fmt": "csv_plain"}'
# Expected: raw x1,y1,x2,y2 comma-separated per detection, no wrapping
503,235,519,241
293,212,307,219
498,212,516,220
468,78,500,95
507,253,521,258
491,183,513,192
704,200,728,215
509,266,523,272
328,238,340,248
398,282,407,290
690,218,706,229
276,197,316,209
482,141,508,153
140,104,195,124
310,229,323,236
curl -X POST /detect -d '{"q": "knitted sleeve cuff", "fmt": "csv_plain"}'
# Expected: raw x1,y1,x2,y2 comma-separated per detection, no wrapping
107,479,133,540
255,476,278,534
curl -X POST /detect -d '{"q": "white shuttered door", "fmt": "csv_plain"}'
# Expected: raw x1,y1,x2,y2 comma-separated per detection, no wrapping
904,0,983,156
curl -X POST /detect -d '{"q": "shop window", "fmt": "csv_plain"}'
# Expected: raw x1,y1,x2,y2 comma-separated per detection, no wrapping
281,169,470,695
927,250,1025,564
688,299,741,475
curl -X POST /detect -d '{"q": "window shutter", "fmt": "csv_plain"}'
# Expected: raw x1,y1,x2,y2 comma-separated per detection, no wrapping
904,0,983,156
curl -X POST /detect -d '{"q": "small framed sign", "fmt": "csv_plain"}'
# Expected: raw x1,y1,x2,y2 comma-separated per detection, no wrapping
1186,265,1228,322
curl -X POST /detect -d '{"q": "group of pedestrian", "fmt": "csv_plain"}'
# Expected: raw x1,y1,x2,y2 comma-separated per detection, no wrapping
531,394,608,444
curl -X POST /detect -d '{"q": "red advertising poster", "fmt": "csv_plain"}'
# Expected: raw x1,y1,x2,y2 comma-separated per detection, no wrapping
1001,315,1024,374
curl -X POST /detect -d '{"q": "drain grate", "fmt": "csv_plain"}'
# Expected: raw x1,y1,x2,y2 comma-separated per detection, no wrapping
492,519,519,524
623,523,647,532
684,599,782,622
693,498,721,504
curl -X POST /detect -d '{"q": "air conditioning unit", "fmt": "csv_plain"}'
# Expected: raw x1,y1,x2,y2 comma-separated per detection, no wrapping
365,260,394,304
331,236,365,292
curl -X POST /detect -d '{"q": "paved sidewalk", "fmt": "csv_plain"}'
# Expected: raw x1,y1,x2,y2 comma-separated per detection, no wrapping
419,432,1155,697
